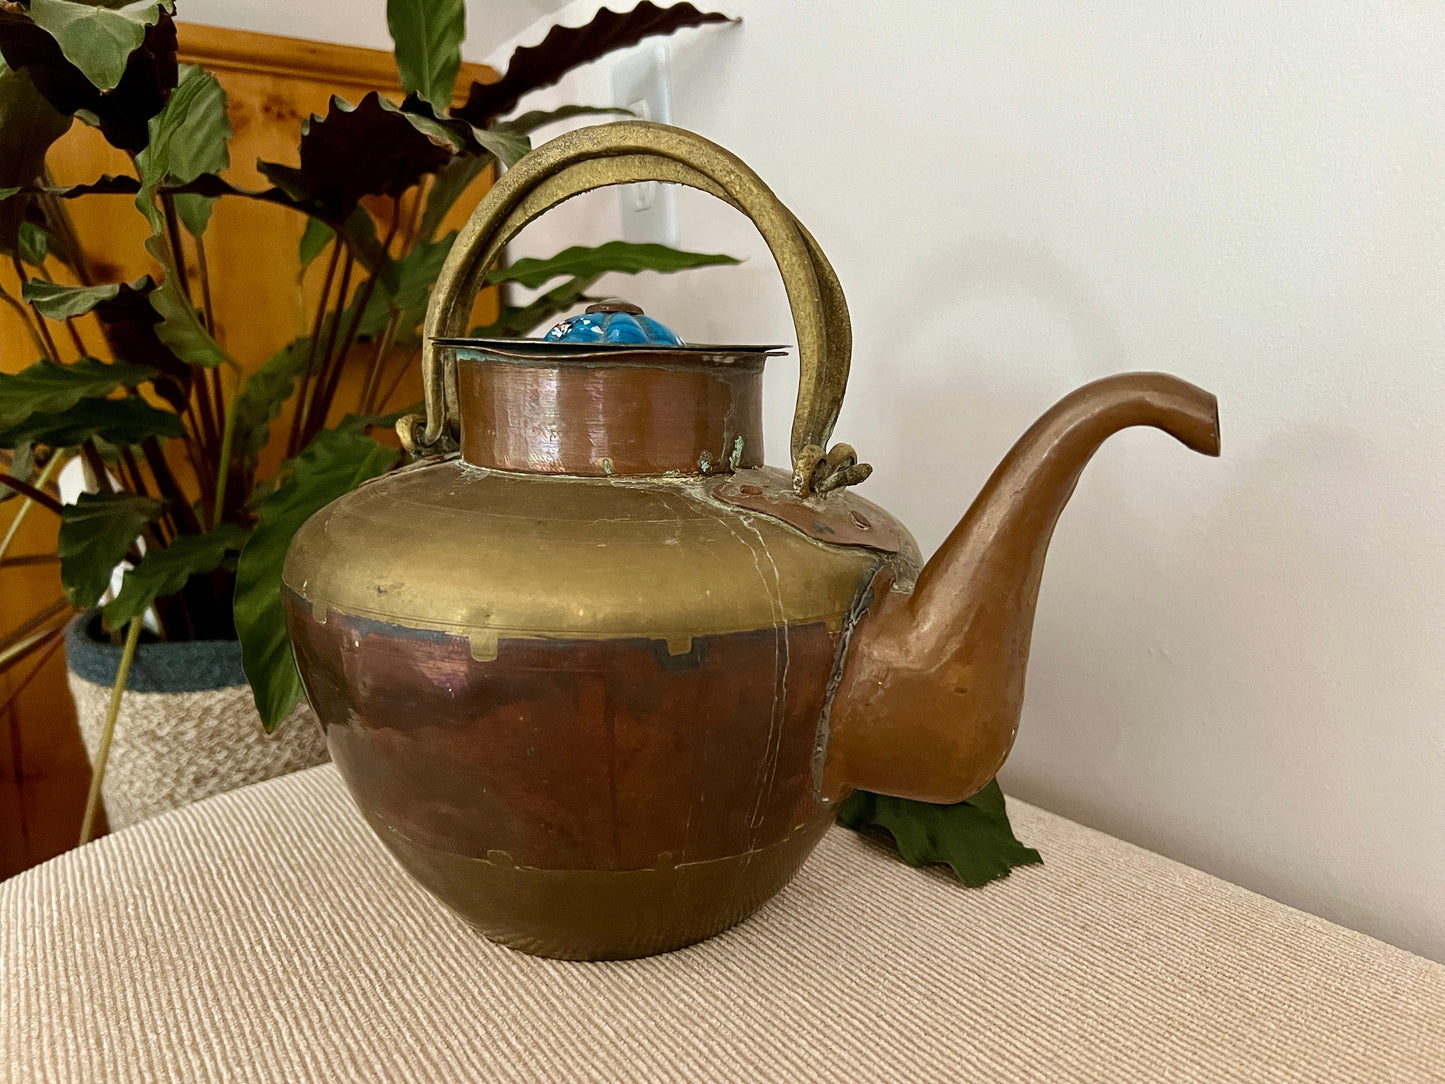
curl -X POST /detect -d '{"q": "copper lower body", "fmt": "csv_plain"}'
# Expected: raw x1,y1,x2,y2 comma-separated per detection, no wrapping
286,595,840,959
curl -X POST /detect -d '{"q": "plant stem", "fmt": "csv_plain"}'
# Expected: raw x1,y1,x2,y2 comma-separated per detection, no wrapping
157,195,223,463
33,260,92,355
140,437,201,536
62,317,88,356
158,193,192,300
192,233,227,460
0,554,60,568
9,257,61,361
401,178,428,252
359,308,400,415
118,447,150,497
0,284,52,360
307,205,400,442
194,230,216,334
211,364,241,525
207,368,225,455
375,345,421,414
78,615,143,846
117,448,168,548
0,622,66,718
0,598,70,675
0,472,64,516
40,167,94,286
177,410,216,530
190,368,221,465
288,240,344,457
79,440,115,494
296,249,354,449
0,453,64,565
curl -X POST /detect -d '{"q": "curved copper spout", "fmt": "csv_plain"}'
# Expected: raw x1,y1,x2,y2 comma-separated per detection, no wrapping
820,372,1220,803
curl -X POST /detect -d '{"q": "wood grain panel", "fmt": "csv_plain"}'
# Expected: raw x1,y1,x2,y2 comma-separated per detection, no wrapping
0,25,498,876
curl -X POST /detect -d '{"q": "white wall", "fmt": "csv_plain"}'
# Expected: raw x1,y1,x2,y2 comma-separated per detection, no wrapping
182,1,1445,962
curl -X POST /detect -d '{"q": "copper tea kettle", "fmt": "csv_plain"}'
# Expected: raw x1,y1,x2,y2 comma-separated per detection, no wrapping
283,122,1219,959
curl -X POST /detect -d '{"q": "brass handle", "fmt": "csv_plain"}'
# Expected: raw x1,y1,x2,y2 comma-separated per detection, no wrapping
404,121,863,496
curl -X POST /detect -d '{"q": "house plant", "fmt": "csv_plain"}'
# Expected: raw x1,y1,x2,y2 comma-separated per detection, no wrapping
0,0,739,837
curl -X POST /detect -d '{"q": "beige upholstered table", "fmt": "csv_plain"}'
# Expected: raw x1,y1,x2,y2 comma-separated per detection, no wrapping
3,765,1442,1082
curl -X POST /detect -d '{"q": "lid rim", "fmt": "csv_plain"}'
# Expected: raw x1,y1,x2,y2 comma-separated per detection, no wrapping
433,337,787,351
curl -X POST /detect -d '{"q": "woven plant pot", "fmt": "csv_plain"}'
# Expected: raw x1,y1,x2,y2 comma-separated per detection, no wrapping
66,614,328,830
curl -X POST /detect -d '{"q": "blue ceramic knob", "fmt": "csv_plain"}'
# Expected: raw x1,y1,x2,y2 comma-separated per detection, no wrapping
544,299,684,346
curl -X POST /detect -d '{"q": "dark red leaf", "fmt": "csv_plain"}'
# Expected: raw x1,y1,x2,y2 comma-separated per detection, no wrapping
91,278,191,413
0,7,177,153
3,174,140,198
257,93,459,219
454,2,733,126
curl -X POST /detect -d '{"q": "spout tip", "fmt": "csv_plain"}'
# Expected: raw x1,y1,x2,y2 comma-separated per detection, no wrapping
1141,373,1220,458
1197,391,1221,458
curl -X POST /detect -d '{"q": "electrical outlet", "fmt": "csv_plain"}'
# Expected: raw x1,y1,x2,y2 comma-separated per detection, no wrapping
611,41,678,247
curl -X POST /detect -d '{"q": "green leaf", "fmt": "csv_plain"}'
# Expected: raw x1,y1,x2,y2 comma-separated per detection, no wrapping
836,780,1042,888
236,426,400,731
0,394,183,450
26,0,172,94
0,65,72,254
143,64,229,186
134,62,229,232
0,442,36,502
133,65,233,367
104,522,249,631
232,337,312,465
0,4,178,153
0,355,157,431
298,217,335,267
21,278,125,319
57,490,163,610
469,125,529,167
146,270,229,367
418,151,488,241
172,191,214,236
374,230,456,333
0,175,138,200
386,0,465,110
499,104,632,135
471,274,601,338
488,241,740,290
17,221,49,266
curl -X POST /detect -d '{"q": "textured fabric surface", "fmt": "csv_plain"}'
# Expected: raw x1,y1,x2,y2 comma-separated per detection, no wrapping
68,672,327,830
3,766,1442,1083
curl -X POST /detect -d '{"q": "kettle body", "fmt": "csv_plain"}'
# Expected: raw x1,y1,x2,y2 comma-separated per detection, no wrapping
286,459,915,958
283,122,1219,959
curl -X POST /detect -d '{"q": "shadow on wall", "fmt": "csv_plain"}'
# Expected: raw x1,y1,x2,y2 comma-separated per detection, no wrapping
857,235,1131,551
1005,415,1445,961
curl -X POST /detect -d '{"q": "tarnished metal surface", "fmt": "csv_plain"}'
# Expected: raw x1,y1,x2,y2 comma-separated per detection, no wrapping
403,120,868,496
713,468,914,558
286,603,842,958
455,352,765,476
283,460,895,653
819,373,1221,803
